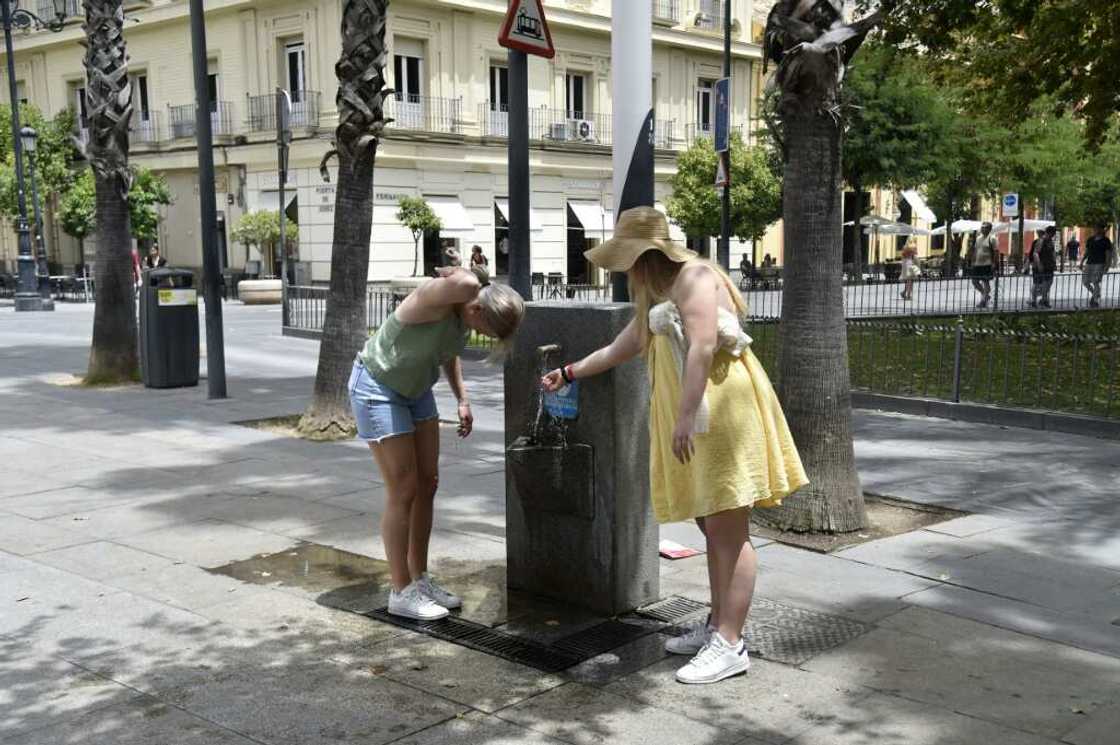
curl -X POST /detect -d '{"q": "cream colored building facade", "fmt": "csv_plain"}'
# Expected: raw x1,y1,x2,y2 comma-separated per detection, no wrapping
1,0,775,284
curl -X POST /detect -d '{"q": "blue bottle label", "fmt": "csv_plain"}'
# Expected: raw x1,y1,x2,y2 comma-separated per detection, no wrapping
544,381,580,420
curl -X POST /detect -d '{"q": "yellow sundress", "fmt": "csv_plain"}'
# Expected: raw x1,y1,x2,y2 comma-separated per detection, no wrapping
647,304,809,524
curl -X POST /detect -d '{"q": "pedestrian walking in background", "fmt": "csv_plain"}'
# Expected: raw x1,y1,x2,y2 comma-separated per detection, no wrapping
542,207,808,686
967,222,998,308
1066,232,1080,266
1081,224,1114,309
1029,226,1057,308
899,241,919,301
349,265,524,621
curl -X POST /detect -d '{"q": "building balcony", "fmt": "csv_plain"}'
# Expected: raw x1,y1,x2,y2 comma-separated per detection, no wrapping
479,103,510,138
685,122,744,144
384,94,462,135
530,108,611,146
654,119,678,149
168,101,236,140
246,90,322,132
130,110,163,147
36,0,80,21
693,0,725,31
652,0,680,25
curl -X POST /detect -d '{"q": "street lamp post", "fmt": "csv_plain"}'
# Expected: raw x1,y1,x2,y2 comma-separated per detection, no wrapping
21,126,48,282
3,0,67,312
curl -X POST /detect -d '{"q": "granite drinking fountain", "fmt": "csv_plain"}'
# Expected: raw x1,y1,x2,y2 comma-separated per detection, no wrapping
505,302,659,616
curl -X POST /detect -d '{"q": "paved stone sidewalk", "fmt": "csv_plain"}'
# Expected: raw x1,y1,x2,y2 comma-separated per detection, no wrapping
1,302,1119,745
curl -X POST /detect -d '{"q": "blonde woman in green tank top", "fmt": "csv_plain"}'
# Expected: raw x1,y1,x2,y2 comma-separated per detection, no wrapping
349,266,524,620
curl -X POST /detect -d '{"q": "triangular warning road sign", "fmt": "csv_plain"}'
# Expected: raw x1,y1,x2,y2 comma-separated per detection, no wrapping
498,0,555,59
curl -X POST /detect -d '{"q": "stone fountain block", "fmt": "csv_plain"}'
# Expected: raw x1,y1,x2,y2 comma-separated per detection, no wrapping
504,302,658,616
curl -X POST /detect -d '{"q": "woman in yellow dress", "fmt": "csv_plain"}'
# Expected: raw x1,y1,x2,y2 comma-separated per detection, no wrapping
542,207,808,685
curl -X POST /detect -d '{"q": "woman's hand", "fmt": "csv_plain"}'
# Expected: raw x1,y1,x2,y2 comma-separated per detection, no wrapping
457,400,474,438
671,413,696,464
540,369,565,393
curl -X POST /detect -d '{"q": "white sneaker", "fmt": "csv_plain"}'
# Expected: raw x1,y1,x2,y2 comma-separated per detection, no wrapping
417,572,462,609
675,631,750,685
388,581,449,621
665,617,713,655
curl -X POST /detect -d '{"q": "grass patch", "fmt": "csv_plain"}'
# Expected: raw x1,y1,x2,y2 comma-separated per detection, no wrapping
750,310,1120,419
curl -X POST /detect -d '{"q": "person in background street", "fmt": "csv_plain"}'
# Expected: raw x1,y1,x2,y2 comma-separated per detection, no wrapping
762,254,774,268
143,244,167,270
130,246,142,289
542,207,808,686
349,265,524,621
1066,232,1080,266
1080,224,1114,309
899,241,919,301
738,253,754,289
469,245,488,273
443,246,462,268
967,221,997,308
1029,226,1057,309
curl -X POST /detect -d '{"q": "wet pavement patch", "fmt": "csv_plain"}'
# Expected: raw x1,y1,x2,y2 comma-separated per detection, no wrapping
210,544,870,671
753,493,968,553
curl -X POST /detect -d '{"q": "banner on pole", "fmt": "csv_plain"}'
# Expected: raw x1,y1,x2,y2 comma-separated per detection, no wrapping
715,151,729,188
1001,193,1019,218
498,0,555,58
714,77,731,153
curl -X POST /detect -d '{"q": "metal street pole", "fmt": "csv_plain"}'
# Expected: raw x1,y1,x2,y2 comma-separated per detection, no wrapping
276,88,291,328
3,0,50,311
718,0,732,271
188,0,227,398
507,49,530,301
24,137,48,279
611,0,654,301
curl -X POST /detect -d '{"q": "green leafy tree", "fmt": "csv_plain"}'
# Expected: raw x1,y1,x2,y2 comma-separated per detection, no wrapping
59,168,175,246
883,0,1120,147
842,44,954,274
666,133,781,258
396,195,442,277
229,209,299,275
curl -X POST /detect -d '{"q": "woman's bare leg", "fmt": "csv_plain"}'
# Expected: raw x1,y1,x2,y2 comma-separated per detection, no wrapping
703,507,757,645
695,516,719,624
370,435,419,592
408,419,441,578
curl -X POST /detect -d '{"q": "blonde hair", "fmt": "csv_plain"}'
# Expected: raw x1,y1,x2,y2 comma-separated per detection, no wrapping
476,279,525,362
629,249,747,353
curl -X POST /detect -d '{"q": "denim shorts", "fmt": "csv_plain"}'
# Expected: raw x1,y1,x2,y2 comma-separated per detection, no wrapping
348,360,439,443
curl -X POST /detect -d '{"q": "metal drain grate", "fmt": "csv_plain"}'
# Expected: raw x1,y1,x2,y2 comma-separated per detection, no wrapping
634,595,709,624
365,608,651,673
743,598,869,665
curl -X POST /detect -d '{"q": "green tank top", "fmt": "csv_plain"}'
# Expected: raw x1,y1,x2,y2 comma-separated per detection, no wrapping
359,311,470,399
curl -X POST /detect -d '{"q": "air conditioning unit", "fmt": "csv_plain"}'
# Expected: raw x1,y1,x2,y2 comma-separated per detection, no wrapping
576,119,595,142
549,122,569,141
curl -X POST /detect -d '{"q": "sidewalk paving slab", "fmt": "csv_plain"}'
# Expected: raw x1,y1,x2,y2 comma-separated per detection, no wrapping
496,682,743,745
0,513,92,556
604,654,875,744
8,696,265,745
29,541,178,582
389,710,571,745
117,519,298,567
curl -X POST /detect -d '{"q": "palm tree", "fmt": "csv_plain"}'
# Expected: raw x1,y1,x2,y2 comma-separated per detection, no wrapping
755,1,882,532
298,0,391,439
82,0,136,384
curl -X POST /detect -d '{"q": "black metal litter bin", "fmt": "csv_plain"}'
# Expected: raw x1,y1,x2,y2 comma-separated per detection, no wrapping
139,268,199,388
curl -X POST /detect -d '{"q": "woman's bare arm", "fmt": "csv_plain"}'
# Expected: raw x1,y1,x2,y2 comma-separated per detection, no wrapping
396,269,480,324
674,264,720,429
541,317,643,391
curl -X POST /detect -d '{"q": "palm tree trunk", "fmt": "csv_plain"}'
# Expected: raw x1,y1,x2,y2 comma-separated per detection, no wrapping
298,150,375,439
83,0,136,384
760,112,866,533
87,176,136,381
298,0,389,439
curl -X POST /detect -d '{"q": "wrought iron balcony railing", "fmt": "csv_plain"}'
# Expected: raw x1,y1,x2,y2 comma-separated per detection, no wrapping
384,94,462,135
652,0,680,24
168,101,236,139
246,90,322,132
694,0,725,31
529,108,611,146
130,110,162,146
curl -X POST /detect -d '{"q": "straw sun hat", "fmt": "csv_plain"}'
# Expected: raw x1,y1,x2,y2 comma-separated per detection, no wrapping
584,206,697,271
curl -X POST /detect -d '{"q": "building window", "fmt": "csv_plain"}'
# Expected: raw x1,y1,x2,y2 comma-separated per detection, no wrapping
134,74,150,121
72,85,88,127
697,78,715,132
285,40,306,102
393,38,424,103
14,80,27,106
489,64,508,111
565,73,586,119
